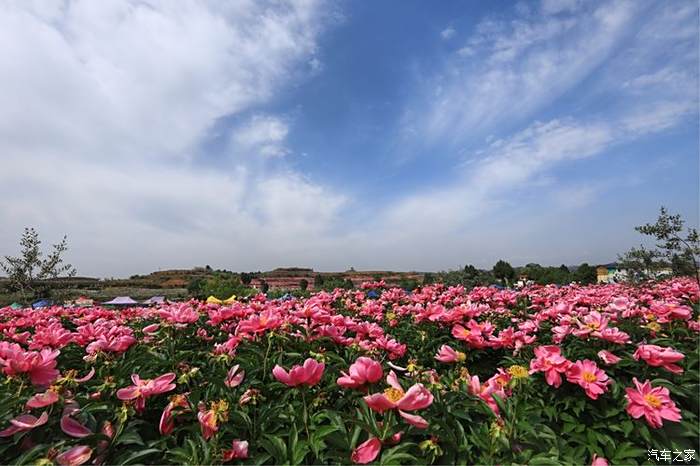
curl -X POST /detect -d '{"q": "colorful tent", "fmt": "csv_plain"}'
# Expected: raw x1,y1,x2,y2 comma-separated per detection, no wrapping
9,303,23,310
222,295,237,304
206,296,223,305
75,296,94,307
32,299,52,309
143,296,166,305
103,296,138,305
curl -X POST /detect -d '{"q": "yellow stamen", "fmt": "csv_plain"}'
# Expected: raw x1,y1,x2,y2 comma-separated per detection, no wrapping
384,387,404,403
507,365,529,379
582,371,597,383
644,394,662,408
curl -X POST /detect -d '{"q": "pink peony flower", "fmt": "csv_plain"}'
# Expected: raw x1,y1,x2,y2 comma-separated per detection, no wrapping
566,360,610,400
0,411,49,437
529,345,571,388
272,358,325,387
116,372,177,412
225,365,245,388
633,345,684,374
56,445,92,466
0,343,60,386
351,437,382,464
159,394,190,436
60,414,93,438
363,371,433,428
591,454,609,466
222,439,249,462
434,345,466,363
337,357,383,389
26,390,59,409
625,378,681,428
597,350,621,365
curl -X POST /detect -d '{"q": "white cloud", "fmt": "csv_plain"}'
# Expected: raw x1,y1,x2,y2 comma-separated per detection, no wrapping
440,26,456,40
0,0,348,276
231,115,291,158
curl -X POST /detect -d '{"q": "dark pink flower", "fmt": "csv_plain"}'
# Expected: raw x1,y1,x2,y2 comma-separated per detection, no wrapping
363,371,433,428
566,360,610,400
56,445,92,466
633,345,684,374
222,440,249,462
351,437,382,464
625,378,681,428
337,357,383,389
272,358,325,387
116,372,177,412
225,365,245,388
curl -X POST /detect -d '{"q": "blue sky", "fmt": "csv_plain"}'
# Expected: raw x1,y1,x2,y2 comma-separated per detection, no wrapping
0,0,697,276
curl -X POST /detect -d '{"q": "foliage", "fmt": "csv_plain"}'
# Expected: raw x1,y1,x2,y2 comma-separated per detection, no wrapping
492,260,515,286
636,207,699,285
573,263,597,285
299,279,309,292
0,279,697,465
187,274,255,300
0,227,77,301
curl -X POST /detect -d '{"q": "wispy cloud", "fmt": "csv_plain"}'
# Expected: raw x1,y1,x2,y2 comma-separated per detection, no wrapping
401,1,642,148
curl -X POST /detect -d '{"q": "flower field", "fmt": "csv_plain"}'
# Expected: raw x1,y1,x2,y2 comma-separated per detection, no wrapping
0,279,698,465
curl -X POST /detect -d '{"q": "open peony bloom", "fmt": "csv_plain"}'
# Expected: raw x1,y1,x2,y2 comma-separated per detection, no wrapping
363,370,433,428
597,350,621,365
56,445,93,466
633,344,684,374
337,357,383,389
529,345,571,388
222,439,249,462
116,372,177,412
351,437,382,464
225,365,245,388
434,345,466,363
566,360,610,400
272,358,325,387
0,343,60,386
0,411,49,437
625,377,681,428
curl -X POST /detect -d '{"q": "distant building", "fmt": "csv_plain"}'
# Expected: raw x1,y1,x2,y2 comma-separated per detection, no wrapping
596,263,628,284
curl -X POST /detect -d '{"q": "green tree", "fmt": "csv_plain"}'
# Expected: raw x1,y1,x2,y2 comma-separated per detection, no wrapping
671,251,697,278
492,260,515,287
313,274,324,288
240,272,253,286
0,228,77,301
618,246,667,283
422,272,435,285
299,278,309,291
573,263,597,285
635,207,699,286
260,280,269,294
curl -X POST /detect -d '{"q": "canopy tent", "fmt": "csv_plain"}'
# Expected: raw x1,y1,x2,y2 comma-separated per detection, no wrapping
143,296,166,305
366,290,379,299
280,293,293,302
206,296,223,305
9,303,23,310
32,299,52,309
222,295,237,304
75,296,94,307
103,296,139,305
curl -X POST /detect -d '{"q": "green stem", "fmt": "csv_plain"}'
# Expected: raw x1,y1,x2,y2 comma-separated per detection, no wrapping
301,390,311,440
262,334,273,383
